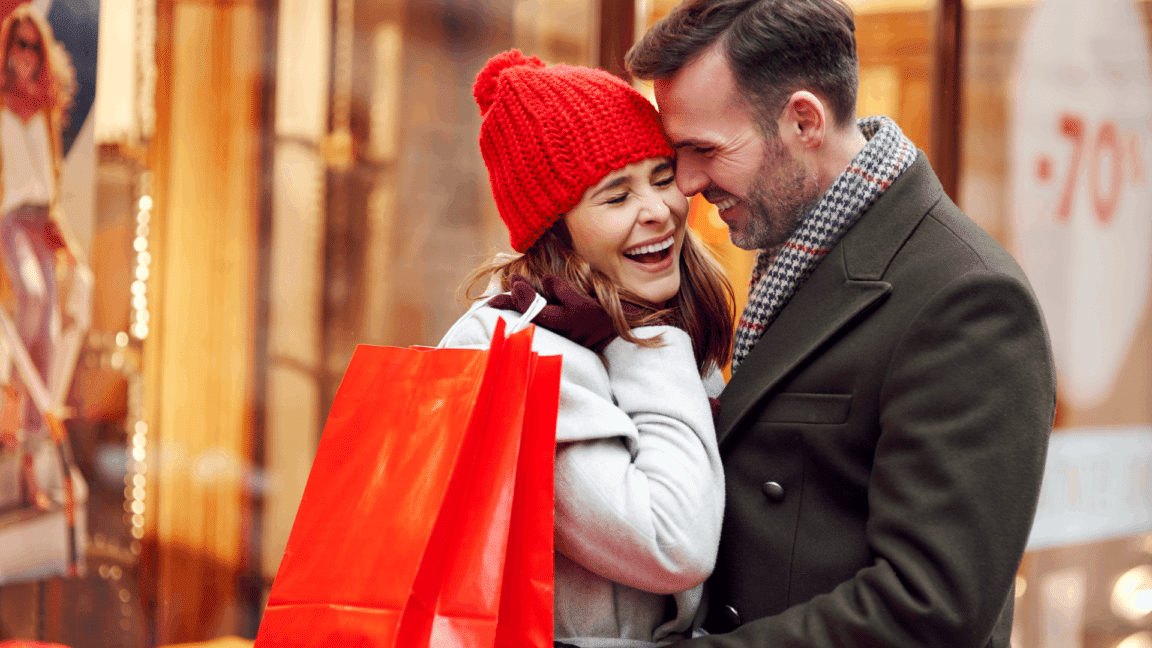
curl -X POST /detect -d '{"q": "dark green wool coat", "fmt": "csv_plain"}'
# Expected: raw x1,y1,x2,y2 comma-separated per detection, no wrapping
683,153,1056,648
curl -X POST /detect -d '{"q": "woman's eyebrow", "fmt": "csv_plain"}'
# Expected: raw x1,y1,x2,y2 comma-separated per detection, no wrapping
590,175,630,198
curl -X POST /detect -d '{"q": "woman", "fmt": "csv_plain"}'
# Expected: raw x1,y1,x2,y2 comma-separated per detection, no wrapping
0,4,78,512
440,50,735,647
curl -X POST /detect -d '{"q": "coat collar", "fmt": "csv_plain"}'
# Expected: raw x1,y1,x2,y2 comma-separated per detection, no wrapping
716,152,945,450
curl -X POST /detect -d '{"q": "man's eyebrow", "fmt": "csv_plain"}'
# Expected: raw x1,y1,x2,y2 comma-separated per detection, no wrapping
669,138,713,150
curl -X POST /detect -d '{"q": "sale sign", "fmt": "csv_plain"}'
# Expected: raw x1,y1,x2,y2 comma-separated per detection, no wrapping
1010,0,1152,408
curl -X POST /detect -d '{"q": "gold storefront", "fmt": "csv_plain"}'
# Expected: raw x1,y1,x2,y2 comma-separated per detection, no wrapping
0,0,1148,645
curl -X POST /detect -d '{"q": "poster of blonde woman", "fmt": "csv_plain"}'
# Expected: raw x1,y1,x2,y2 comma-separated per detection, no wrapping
0,1,93,584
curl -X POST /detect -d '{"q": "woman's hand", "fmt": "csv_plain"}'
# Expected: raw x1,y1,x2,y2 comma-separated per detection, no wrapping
490,274,676,351
490,274,617,350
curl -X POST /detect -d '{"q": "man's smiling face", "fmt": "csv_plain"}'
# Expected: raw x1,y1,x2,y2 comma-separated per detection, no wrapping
654,44,820,250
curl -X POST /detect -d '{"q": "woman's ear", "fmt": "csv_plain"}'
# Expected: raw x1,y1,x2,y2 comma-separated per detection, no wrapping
778,91,826,151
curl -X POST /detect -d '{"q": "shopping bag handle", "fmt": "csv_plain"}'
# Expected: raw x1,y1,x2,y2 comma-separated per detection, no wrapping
438,291,547,349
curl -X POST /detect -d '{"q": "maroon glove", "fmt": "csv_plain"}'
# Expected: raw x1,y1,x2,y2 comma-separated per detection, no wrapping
490,274,647,352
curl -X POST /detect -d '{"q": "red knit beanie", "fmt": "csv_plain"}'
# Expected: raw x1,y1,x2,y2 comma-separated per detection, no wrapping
474,50,675,252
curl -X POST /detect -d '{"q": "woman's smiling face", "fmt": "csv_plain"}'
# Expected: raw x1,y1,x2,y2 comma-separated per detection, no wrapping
563,157,689,307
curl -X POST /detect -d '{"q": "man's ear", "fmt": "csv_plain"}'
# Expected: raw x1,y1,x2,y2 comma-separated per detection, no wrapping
778,91,826,151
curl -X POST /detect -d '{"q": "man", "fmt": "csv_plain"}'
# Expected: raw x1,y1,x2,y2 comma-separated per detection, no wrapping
626,1,1056,646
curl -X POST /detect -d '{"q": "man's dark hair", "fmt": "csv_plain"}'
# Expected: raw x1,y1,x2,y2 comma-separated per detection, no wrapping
626,0,859,132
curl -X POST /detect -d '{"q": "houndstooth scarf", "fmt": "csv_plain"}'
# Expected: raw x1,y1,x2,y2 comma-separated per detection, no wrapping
730,116,916,374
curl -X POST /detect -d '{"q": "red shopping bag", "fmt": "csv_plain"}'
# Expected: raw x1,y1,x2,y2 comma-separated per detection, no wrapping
256,319,558,648
496,353,560,648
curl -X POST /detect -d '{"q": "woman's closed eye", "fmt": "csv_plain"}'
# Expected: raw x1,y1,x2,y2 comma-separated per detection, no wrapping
606,179,672,204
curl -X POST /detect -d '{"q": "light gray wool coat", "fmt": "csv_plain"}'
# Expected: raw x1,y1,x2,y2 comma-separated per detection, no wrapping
439,298,725,647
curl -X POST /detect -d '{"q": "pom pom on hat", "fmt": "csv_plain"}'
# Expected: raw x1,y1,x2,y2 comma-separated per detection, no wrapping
474,50,675,252
473,50,544,116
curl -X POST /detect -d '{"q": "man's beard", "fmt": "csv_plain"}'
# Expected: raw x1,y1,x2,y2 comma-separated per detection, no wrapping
729,138,821,251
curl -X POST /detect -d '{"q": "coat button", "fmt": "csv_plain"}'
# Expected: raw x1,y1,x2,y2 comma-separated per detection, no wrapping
724,604,742,626
761,481,785,502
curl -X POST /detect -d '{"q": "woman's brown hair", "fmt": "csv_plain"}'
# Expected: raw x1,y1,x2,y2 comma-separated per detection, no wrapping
462,221,735,376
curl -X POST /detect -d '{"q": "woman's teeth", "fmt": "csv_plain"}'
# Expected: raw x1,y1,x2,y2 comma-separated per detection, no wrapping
715,197,738,212
624,235,674,264
624,236,674,257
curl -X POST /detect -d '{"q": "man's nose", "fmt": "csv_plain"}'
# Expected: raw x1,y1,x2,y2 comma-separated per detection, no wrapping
675,156,709,197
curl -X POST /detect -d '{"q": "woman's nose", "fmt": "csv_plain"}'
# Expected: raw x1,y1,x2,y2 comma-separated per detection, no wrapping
639,189,672,224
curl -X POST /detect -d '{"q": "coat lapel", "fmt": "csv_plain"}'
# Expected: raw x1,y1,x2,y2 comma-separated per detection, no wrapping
716,255,889,449
716,153,944,451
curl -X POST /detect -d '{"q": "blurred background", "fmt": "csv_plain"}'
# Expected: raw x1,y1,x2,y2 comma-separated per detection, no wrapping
0,0,1149,645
